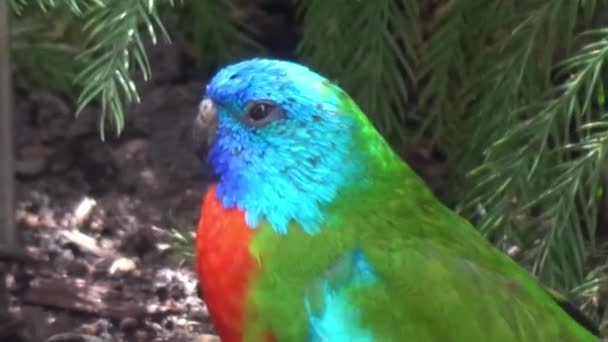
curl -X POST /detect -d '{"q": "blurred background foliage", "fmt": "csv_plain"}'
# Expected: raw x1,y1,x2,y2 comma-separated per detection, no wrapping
7,0,608,330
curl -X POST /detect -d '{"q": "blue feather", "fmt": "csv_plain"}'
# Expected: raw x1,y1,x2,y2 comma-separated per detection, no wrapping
204,58,367,234
306,250,377,341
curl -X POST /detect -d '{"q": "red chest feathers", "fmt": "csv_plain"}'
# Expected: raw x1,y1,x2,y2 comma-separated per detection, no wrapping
195,184,258,342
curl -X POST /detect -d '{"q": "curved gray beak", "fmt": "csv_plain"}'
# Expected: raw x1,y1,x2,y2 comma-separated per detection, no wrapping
192,98,217,159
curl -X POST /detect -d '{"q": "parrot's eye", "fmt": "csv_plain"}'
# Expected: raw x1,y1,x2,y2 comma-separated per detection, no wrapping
245,100,284,127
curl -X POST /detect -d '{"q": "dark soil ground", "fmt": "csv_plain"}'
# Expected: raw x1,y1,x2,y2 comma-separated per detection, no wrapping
4,35,220,341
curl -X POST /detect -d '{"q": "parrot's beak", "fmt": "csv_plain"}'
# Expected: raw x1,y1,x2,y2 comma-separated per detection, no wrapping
192,98,218,159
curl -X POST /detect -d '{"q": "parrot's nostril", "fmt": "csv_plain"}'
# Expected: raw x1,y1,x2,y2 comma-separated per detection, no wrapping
199,98,216,125
192,98,218,160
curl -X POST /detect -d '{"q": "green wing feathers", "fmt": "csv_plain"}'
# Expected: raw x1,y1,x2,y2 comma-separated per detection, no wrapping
350,168,599,341
248,164,598,341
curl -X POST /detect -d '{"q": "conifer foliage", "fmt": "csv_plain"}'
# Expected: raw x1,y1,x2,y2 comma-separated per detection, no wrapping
8,0,608,327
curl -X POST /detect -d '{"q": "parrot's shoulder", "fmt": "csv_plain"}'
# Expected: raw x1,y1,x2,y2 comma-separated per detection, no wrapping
245,167,598,341
335,171,599,341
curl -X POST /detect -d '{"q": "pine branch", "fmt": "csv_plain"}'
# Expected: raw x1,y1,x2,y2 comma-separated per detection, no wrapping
10,15,81,95
297,0,419,139
176,0,264,68
73,0,173,139
10,0,176,138
416,1,608,303
9,1,98,95
9,0,102,15
469,26,608,291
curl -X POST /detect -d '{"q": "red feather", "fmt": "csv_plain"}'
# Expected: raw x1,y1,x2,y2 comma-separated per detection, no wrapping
196,184,276,342
196,184,256,342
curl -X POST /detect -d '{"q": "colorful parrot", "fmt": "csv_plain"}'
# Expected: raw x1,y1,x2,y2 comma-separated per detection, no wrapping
192,58,600,342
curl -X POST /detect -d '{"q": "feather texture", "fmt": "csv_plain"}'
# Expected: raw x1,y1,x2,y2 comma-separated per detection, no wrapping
196,184,260,342
195,58,599,341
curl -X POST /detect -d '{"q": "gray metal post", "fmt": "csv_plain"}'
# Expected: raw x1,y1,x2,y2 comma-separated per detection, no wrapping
0,0,16,249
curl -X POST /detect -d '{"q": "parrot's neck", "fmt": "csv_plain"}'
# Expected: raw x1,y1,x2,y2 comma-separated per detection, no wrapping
207,83,407,235
211,145,366,235
209,126,406,235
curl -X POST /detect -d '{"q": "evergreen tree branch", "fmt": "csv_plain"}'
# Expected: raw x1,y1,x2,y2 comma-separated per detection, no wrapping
470,26,608,292
176,0,264,68
10,14,81,95
297,0,419,139
10,0,175,138
73,0,173,139
418,0,608,301
9,0,102,16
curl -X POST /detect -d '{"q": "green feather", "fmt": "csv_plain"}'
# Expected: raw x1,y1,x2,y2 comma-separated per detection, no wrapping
242,93,598,341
